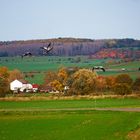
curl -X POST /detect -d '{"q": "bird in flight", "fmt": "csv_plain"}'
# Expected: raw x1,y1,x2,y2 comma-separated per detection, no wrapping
40,43,53,54
21,42,53,58
21,52,32,58
92,66,105,72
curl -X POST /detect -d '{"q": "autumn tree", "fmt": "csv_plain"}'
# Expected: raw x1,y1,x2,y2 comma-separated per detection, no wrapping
44,71,57,86
0,67,10,97
115,74,133,86
132,77,140,91
57,67,68,86
114,84,132,95
114,74,133,95
68,69,97,95
50,80,63,92
95,76,107,92
9,69,24,82
105,76,116,90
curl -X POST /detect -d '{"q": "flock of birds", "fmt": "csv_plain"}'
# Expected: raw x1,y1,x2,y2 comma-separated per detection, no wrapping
21,42,53,58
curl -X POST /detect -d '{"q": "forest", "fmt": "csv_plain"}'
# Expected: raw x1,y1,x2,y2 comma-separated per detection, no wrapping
0,38,140,58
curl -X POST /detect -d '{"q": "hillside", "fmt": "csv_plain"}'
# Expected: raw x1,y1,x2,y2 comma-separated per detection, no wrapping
0,38,140,59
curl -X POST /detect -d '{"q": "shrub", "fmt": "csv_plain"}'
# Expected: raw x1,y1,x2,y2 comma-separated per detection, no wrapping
132,77,140,91
115,74,133,86
114,83,132,95
68,69,97,95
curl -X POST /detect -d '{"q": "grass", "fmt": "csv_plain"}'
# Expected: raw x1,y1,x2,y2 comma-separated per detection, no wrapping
0,98,140,110
0,110,140,140
128,127,140,140
0,56,105,71
0,98,140,140
108,60,140,69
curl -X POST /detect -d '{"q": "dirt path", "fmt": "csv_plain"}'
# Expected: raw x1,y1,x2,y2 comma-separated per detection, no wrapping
0,107,140,112
95,107,140,112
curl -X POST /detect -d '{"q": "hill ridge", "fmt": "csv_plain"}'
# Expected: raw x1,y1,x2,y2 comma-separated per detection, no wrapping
0,38,140,58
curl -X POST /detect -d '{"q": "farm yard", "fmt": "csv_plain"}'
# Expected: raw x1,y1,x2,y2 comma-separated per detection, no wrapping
0,98,140,140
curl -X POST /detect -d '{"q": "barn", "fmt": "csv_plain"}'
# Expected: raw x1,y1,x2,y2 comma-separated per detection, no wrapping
10,79,32,93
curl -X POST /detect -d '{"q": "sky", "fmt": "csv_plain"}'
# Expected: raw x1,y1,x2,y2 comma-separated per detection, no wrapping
0,0,140,41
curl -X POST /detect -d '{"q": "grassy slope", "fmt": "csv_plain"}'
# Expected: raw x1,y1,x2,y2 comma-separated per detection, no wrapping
0,98,140,109
0,99,140,140
108,61,140,69
0,56,105,71
0,110,140,140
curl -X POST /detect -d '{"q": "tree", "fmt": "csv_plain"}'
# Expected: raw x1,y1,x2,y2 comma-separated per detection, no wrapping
114,74,133,95
115,74,133,86
57,67,68,86
132,77,140,91
44,71,57,85
105,76,116,90
114,83,132,95
50,80,63,92
95,76,107,92
68,69,97,95
9,69,24,82
0,67,10,97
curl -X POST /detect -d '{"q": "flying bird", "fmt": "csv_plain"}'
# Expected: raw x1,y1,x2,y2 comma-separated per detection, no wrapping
40,43,53,54
92,66,105,72
21,42,53,58
21,52,32,58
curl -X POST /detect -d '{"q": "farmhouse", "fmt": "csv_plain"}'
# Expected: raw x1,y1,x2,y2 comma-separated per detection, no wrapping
10,79,33,93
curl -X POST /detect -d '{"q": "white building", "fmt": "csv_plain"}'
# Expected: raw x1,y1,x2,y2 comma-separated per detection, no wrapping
10,79,32,93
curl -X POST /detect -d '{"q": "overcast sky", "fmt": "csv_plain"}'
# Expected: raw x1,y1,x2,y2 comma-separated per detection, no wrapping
0,0,140,41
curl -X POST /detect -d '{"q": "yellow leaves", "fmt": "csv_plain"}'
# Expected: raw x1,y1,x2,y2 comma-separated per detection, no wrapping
57,67,68,84
0,67,10,95
70,69,98,95
50,80,63,92
73,69,97,79
9,69,24,82
0,66,9,79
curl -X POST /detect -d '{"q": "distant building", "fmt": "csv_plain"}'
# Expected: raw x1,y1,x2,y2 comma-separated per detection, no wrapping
10,79,32,93
32,84,39,92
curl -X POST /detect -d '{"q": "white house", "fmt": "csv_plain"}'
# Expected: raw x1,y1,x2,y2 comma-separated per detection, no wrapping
10,79,32,93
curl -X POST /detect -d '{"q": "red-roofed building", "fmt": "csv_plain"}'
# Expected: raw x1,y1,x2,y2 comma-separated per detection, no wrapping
32,84,39,92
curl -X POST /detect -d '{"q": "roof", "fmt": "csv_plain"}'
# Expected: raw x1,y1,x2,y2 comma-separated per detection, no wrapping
32,84,39,88
16,79,28,84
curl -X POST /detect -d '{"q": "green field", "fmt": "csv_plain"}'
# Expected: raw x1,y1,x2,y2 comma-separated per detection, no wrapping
0,98,140,109
0,56,106,71
0,110,140,140
0,98,140,140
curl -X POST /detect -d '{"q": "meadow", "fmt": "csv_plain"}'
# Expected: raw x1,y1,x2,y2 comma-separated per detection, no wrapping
0,98,140,109
0,98,140,140
0,56,140,84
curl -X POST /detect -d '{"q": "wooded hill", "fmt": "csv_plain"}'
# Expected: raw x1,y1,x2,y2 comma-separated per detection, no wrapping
0,38,140,59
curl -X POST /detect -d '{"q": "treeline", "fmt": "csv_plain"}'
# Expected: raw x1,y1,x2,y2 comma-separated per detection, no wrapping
0,38,140,58
42,67,140,96
0,66,140,97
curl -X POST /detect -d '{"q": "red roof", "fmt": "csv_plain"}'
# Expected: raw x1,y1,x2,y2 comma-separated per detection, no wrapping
32,84,39,88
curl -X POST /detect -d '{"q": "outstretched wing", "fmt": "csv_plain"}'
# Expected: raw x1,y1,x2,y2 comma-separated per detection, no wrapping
47,42,51,48
21,52,32,58
40,42,53,54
